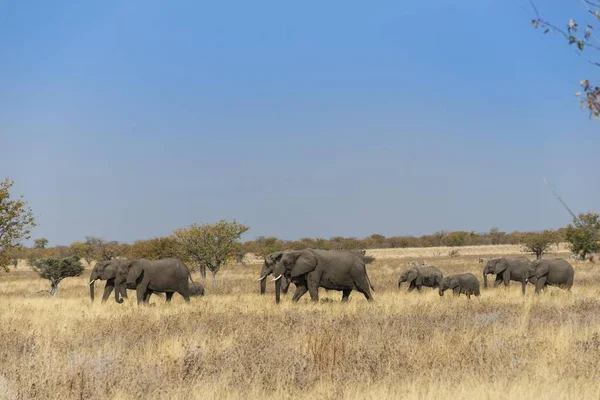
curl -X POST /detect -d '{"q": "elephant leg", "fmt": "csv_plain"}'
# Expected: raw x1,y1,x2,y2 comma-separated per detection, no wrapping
143,291,152,302
521,280,527,295
341,290,351,302
408,282,415,292
165,292,174,302
503,274,510,287
417,285,423,293
452,288,460,297
292,285,308,302
493,276,502,288
307,278,319,302
467,293,471,299
101,281,114,302
535,277,547,294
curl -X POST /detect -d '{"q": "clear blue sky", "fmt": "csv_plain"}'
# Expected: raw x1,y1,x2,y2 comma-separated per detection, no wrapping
1,1,598,245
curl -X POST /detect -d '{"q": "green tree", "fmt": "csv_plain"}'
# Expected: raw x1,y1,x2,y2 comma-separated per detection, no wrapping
0,178,36,272
34,238,49,249
530,2,600,118
565,212,600,258
520,230,557,260
31,255,84,296
128,236,181,260
173,220,249,287
253,236,285,258
489,228,506,245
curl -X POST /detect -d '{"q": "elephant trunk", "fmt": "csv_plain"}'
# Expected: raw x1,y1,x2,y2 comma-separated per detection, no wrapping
275,276,281,304
483,273,488,288
439,286,444,296
115,283,124,304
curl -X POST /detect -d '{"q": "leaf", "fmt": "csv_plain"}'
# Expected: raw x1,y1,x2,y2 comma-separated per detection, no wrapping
580,79,590,91
585,25,593,40
531,19,539,28
544,28,551,34
568,18,578,32
569,35,577,44
595,11,600,21
577,40,585,51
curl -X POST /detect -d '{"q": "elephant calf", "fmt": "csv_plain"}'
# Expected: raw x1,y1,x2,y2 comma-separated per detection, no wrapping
398,266,443,292
527,258,574,294
439,273,480,299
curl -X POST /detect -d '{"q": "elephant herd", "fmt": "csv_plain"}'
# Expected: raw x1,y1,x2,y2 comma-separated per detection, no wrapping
398,256,575,298
88,250,576,306
89,258,205,304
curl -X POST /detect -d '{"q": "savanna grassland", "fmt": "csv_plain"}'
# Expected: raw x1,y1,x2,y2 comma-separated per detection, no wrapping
1,245,600,400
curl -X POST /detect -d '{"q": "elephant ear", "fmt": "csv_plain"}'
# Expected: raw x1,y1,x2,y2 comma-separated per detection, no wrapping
290,251,318,277
535,262,549,279
407,269,418,284
126,263,143,286
494,259,508,275
449,277,460,289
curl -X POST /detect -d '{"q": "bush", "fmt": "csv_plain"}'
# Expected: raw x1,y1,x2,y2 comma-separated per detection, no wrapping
31,255,84,296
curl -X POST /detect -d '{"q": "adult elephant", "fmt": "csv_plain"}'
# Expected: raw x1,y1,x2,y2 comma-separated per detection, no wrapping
398,266,443,292
482,257,531,295
271,249,374,303
257,252,292,295
114,258,195,304
527,258,574,294
89,260,132,302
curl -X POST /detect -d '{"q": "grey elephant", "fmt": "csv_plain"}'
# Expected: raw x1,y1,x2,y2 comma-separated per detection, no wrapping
271,249,374,303
398,266,443,292
114,258,196,304
89,260,132,302
483,257,531,295
257,252,292,295
527,258,574,294
439,273,480,299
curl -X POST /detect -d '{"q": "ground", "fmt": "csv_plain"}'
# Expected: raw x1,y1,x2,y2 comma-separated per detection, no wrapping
1,244,599,399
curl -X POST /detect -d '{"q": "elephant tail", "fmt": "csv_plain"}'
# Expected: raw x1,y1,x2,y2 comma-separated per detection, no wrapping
365,268,375,292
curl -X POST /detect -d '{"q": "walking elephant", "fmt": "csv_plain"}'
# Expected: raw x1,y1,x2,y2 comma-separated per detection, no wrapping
257,251,292,295
439,273,480,299
114,258,196,304
271,249,374,303
89,260,132,302
483,257,531,295
398,266,443,292
527,258,574,294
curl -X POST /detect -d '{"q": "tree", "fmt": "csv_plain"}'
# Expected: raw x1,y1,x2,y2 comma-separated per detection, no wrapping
31,255,84,296
489,228,506,245
127,236,181,260
520,230,557,260
565,212,600,258
173,220,249,287
530,1,600,119
70,237,126,266
0,178,36,272
253,236,285,258
33,238,48,249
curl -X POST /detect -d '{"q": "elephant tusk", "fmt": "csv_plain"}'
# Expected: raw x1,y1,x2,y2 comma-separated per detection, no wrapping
257,275,268,282
89,280,95,285
271,274,282,282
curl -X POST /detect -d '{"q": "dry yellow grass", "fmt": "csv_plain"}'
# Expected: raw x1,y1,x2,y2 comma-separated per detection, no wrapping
0,247,599,399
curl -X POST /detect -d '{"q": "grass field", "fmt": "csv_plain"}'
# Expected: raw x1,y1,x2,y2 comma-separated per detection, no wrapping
1,246,599,399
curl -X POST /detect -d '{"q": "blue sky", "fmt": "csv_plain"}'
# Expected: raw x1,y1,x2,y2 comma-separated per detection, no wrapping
1,1,598,245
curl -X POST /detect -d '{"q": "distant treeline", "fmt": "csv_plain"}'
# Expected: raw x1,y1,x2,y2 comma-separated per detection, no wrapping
10,227,570,267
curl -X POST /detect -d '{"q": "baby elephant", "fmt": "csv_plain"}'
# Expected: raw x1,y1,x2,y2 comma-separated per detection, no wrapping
398,266,443,292
439,273,480,299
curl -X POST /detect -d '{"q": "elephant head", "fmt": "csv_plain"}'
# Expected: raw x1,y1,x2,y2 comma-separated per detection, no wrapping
89,260,113,301
527,260,544,284
272,250,318,303
398,268,418,288
258,252,286,295
114,260,143,303
439,276,458,296
189,282,205,296
482,258,505,288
